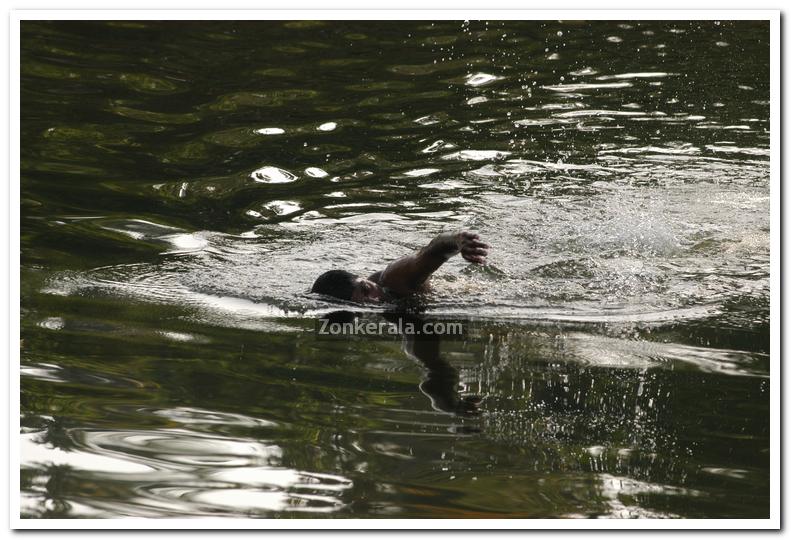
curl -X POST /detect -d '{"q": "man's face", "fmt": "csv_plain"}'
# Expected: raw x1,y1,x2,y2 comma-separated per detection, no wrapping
351,278,385,303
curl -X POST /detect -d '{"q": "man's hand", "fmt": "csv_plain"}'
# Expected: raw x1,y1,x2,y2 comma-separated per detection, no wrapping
457,231,489,265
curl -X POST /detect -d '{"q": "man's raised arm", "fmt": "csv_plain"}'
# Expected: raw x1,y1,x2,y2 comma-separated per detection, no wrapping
375,230,489,295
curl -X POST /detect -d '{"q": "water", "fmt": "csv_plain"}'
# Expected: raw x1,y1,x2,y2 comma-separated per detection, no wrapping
20,20,770,519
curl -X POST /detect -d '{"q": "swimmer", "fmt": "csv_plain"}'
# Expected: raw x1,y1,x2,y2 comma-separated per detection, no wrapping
311,230,489,303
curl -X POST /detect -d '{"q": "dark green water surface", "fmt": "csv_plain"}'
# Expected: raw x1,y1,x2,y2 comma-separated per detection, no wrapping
20,20,770,518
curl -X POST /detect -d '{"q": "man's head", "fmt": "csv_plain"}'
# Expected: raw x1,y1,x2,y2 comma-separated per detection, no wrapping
311,270,384,303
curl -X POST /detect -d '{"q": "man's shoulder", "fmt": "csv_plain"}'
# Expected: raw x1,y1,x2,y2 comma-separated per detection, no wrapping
368,270,383,283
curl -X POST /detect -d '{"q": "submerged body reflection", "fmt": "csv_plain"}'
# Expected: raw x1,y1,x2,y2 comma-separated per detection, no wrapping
320,310,481,416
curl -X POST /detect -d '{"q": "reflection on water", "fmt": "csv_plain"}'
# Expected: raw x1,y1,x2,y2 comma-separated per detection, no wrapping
21,19,769,518
22,426,352,517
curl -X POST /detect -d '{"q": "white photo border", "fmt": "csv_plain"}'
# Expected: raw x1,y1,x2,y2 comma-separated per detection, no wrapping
8,8,781,531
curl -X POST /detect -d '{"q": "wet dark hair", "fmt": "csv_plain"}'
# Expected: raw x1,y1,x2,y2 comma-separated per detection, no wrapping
311,270,357,301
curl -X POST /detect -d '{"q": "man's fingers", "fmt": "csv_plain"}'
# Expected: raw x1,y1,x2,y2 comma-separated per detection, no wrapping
460,231,480,242
464,242,488,250
458,230,488,264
